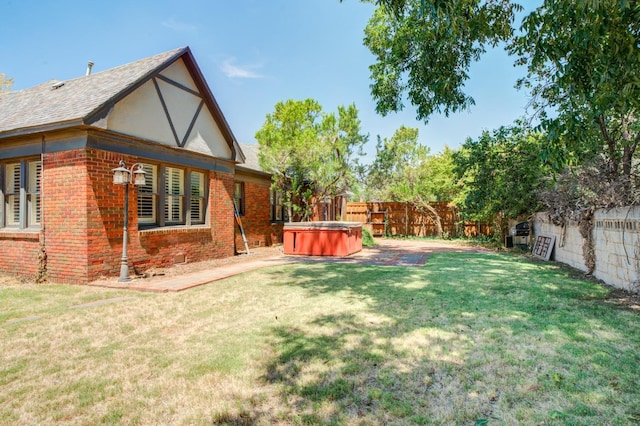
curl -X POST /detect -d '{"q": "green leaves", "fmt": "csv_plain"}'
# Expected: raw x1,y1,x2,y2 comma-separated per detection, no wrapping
363,0,520,121
510,0,640,195
360,0,640,209
367,126,426,202
255,99,367,221
453,121,550,224
366,126,459,236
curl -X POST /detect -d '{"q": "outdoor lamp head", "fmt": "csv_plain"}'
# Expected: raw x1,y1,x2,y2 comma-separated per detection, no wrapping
133,165,146,186
112,161,130,185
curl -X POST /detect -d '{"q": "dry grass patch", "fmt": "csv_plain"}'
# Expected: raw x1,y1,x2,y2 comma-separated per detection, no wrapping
1,252,639,424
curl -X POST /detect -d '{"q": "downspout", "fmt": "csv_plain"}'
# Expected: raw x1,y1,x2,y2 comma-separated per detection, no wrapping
212,170,217,239
36,135,47,283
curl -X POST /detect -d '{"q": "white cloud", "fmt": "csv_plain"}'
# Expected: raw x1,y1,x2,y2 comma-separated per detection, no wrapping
161,17,198,32
220,58,264,79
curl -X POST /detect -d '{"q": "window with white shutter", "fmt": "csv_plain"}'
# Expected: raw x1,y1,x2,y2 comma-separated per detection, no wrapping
4,163,20,226
135,163,207,228
27,161,41,225
164,167,184,224
1,159,41,229
137,164,157,224
190,171,205,224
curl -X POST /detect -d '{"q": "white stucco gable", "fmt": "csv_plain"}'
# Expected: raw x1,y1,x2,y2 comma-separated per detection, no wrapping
106,58,232,159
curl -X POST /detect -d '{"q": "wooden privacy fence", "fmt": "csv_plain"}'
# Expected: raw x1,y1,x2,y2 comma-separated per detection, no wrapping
345,202,492,238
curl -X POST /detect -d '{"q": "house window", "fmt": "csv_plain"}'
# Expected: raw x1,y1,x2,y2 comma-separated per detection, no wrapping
234,182,245,216
5,163,20,226
137,163,207,227
137,164,158,224
270,189,286,222
190,171,206,224
164,167,184,224
1,158,41,229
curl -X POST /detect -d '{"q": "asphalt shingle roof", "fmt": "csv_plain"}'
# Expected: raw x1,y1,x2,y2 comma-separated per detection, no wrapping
238,143,263,172
0,47,185,136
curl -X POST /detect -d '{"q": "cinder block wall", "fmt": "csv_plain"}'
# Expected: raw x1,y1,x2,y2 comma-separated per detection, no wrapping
592,206,640,291
534,208,640,293
534,214,586,272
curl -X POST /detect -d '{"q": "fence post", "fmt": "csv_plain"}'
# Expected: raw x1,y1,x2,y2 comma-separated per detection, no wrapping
405,202,409,236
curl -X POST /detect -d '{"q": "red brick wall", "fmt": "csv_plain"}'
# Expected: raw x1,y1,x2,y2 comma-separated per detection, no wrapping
1,146,240,284
86,150,142,281
0,148,96,282
234,175,283,251
42,149,91,283
0,232,41,277
37,149,147,283
135,169,236,270
211,170,236,257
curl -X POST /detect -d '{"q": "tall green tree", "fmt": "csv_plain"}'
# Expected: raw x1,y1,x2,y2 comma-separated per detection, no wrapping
509,0,640,204
367,126,458,236
453,122,550,237
367,126,423,200
422,146,459,202
255,99,367,221
362,0,520,120
0,73,13,93
360,0,640,204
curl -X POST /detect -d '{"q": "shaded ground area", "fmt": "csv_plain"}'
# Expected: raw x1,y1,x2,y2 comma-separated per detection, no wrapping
298,238,491,267
85,238,488,292
2,238,639,310
603,287,640,311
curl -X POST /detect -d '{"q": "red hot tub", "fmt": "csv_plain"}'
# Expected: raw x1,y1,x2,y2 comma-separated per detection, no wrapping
283,221,363,256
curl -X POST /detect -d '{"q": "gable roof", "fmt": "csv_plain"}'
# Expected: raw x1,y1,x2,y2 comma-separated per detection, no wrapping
0,47,237,159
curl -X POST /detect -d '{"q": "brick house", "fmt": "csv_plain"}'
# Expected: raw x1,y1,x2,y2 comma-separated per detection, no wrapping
0,47,273,284
233,143,285,251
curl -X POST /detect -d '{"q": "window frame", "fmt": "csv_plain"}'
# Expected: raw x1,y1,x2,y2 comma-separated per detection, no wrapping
136,162,209,229
137,164,158,225
189,170,206,225
270,188,286,223
234,181,245,216
164,166,185,225
0,157,41,230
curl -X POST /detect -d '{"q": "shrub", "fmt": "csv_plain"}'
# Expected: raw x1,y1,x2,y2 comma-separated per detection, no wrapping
362,228,376,247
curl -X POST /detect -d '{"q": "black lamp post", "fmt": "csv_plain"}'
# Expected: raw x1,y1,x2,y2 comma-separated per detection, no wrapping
112,161,146,282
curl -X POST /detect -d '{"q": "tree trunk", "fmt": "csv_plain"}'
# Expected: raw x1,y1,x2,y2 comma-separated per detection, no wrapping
620,115,638,204
414,196,443,238
422,203,443,238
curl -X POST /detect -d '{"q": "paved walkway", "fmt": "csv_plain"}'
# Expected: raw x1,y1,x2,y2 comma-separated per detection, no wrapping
88,256,294,293
88,239,488,293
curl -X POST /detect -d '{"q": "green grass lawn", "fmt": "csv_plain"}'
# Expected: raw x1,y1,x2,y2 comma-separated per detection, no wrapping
1,252,639,425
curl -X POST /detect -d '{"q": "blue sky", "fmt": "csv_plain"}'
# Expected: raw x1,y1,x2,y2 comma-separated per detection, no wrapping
3,0,536,162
